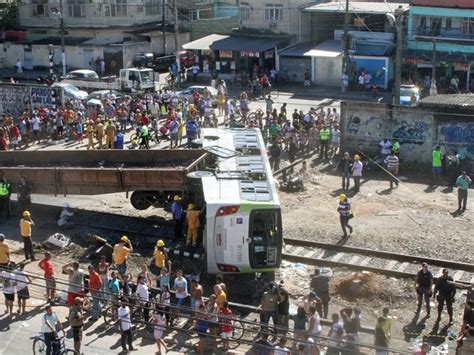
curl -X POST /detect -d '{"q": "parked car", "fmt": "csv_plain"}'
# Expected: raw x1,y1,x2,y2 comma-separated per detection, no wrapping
400,85,420,106
87,89,123,101
176,86,218,107
65,69,100,80
52,82,88,100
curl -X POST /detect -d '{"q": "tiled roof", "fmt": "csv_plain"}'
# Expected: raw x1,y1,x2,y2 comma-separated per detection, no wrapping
419,94,474,110
411,0,474,9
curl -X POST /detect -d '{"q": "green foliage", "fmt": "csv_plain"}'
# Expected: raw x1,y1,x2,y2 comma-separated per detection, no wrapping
0,2,18,30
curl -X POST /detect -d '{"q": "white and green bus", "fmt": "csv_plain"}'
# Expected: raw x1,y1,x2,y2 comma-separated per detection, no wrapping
191,128,282,274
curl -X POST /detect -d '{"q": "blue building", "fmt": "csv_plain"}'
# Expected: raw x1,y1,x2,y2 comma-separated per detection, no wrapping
406,0,474,92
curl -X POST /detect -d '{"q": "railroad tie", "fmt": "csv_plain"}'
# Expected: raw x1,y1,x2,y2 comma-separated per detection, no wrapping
304,249,316,258
385,260,398,271
398,262,409,272
331,253,345,263
348,256,361,265
285,245,297,254
360,258,371,267
452,270,465,283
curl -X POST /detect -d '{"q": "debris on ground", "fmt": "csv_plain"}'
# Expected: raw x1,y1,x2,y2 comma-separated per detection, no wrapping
333,271,383,300
43,233,70,249
279,175,305,192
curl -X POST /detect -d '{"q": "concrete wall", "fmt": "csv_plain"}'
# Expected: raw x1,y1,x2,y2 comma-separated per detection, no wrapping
314,55,341,86
279,56,310,82
341,101,436,164
150,32,191,54
122,42,151,68
189,16,239,40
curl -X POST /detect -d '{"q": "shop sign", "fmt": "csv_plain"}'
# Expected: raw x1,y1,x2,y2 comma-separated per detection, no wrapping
454,62,469,71
264,50,273,59
241,51,260,57
219,50,233,58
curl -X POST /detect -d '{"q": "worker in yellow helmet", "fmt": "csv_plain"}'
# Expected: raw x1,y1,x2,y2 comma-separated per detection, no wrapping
113,236,133,277
20,210,35,260
337,194,353,238
185,203,202,247
152,240,170,277
351,154,364,193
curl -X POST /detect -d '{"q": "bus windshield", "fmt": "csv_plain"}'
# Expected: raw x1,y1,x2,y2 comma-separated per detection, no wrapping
249,209,282,268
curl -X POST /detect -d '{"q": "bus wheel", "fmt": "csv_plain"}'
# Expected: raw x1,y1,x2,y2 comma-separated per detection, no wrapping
130,191,152,210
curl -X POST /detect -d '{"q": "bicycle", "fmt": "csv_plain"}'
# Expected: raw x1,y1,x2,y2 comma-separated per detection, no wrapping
32,334,78,355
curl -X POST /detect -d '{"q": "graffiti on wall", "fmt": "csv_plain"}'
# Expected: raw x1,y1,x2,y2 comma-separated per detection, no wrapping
0,84,30,117
439,122,474,153
346,115,383,136
392,120,428,145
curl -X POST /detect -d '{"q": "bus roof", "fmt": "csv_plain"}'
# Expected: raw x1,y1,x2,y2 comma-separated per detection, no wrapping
200,128,280,206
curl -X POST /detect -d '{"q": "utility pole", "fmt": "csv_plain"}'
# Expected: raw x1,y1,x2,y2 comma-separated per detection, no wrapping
393,6,404,105
430,39,437,95
162,0,167,54
173,0,180,74
51,0,66,76
341,0,350,92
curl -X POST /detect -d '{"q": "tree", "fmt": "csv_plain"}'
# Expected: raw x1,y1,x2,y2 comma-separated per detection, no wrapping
0,3,18,31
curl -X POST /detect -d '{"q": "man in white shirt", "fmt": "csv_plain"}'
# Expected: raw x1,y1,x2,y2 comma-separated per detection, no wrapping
379,138,392,160
31,114,41,144
136,276,150,323
1,269,16,316
173,270,188,320
364,72,372,89
358,72,365,90
327,313,344,354
192,64,199,82
118,298,135,352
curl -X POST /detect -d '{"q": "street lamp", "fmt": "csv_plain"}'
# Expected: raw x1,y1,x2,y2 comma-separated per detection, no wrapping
51,0,66,77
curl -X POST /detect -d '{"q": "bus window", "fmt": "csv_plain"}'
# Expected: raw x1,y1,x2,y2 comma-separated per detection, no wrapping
248,209,282,268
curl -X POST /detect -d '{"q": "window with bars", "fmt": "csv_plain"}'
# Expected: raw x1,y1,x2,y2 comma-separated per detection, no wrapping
31,0,48,17
67,0,86,17
104,0,128,17
462,17,474,35
145,0,161,15
264,4,283,21
240,1,250,21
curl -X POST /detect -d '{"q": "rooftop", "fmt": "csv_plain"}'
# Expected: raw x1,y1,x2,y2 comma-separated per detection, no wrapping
410,0,474,9
303,2,409,15
419,94,474,110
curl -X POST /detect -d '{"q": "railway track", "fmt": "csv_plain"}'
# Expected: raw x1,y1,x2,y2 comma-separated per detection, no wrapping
283,237,474,285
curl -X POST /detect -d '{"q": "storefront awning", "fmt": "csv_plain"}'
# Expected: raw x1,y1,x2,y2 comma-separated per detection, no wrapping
210,36,286,52
304,40,342,58
182,34,229,51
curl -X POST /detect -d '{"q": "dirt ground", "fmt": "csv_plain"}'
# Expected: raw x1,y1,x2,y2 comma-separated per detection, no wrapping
1,154,471,353
277,157,472,353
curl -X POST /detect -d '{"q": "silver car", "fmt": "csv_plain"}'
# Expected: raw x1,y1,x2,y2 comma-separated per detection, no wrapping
176,85,218,107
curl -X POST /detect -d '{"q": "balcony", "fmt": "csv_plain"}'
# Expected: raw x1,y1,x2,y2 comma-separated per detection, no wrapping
414,28,474,43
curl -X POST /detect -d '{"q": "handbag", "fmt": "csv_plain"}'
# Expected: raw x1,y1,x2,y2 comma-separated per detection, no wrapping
348,213,354,219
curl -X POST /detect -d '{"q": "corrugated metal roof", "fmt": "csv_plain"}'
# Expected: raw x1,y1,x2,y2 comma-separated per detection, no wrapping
182,34,229,51
411,0,474,9
304,40,342,58
210,36,286,52
278,42,318,57
303,2,409,14
419,94,474,110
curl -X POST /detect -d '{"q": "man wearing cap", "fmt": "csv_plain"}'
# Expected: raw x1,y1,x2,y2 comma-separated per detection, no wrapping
96,118,104,149
433,269,456,324
113,236,133,277
351,154,363,193
0,234,9,269
105,119,116,149
337,194,353,238
86,120,95,150
455,171,471,211
68,297,84,354
152,240,169,275
20,211,35,261
171,195,183,239
185,204,202,247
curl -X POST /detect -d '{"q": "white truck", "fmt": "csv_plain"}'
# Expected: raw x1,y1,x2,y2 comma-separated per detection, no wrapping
62,68,157,93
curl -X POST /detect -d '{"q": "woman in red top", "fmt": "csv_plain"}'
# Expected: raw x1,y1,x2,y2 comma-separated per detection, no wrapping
218,301,233,351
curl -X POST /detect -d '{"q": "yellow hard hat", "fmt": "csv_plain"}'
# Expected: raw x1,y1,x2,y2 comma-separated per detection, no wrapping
157,240,165,247
23,211,31,217
188,203,195,210
173,195,181,201
131,139,138,145
354,154,360,160
339,194,347,202
120,235,129,242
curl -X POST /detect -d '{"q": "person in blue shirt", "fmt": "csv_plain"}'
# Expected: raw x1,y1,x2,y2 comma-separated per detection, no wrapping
456,171,472,211
171,195,183,239
186,118,199,149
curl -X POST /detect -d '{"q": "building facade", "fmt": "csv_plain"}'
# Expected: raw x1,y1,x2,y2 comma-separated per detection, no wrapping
406,0,474,91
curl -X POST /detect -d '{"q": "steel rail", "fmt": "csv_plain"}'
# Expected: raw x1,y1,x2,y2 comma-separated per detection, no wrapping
283,237,474,272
